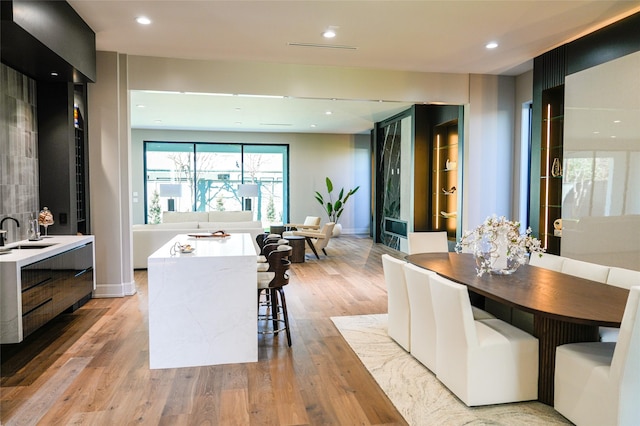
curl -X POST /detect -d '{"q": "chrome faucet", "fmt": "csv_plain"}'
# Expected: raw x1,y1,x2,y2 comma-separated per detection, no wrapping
0,217,20,247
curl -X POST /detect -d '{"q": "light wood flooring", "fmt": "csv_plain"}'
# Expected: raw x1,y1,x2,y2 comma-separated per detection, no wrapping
1,235,408,425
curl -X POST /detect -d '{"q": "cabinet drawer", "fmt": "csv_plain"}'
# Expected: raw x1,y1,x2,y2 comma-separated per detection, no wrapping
21,262,53,292
22,281,53,314
22,299,53,338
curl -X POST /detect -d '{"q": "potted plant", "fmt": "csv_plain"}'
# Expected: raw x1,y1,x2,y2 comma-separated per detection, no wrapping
315,177,359,236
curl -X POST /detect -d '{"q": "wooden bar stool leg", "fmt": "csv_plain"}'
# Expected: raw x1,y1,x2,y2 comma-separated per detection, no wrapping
270,288,278,332
277,288,292,346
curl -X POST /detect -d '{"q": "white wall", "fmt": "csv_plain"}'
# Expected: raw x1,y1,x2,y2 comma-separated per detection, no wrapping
131,129,371,235
463,74,516,230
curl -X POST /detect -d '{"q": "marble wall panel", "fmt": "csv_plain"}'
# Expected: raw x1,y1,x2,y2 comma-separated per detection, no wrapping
0,63,39,243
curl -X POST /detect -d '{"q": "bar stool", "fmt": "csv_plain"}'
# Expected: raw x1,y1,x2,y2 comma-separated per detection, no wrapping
257,245,293,346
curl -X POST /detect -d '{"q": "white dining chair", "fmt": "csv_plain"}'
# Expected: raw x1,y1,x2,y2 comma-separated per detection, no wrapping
554,286,640,426
429,274,539,406
528,252,565,271
600,267,640,342
403,263,496,374
407,231,449,254
382,254,410,351
403,264,438,371
561,257,610,283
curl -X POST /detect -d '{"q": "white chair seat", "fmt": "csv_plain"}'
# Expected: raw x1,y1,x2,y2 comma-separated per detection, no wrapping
471,306,495,320
257,271,275,288
257,262,270,272
599,326,620,343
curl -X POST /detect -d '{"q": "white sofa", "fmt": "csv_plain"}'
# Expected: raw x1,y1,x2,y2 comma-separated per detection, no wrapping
133,211,265,269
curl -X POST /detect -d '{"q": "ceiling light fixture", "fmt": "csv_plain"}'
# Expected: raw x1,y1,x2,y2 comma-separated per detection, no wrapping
325,111,333,115
288,42,357,50
50,72,58,77
323,28,336,38
136,16,151,25
486,41,498,49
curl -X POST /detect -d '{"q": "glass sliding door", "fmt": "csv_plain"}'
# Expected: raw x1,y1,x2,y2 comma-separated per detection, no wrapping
242,145,288,225
145,142,194,223
144,142,288,225
195,144,243,212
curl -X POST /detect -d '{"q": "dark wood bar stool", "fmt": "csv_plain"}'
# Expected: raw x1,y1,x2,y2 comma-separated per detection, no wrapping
257,245,293,346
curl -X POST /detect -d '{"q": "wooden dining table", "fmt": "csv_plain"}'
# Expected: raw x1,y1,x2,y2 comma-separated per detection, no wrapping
405,252,630,406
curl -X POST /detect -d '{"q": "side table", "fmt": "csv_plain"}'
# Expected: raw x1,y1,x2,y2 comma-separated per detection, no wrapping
269,225,285,236
285,235,306,263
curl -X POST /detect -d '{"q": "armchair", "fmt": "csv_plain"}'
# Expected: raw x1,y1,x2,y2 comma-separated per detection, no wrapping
292,222,335,259
282,216,321,237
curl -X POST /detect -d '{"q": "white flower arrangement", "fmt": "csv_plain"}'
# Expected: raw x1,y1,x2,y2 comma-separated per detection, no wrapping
455,215,544,276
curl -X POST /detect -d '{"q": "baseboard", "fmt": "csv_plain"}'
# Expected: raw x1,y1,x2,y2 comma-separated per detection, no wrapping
93,280,137,298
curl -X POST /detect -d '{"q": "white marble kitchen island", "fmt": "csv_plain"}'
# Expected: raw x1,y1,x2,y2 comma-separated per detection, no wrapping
147,233,258,369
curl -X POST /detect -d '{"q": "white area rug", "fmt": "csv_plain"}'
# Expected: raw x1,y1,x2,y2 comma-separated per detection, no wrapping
331,314,570,426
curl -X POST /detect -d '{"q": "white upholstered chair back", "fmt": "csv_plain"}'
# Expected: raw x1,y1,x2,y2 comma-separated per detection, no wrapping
302,216,321,227
312,222,335,251
606,267,640,290
610,286,640,386
555,286,640,426
561,258,610,282
407,231,449,254
381,254,410,351
430,274,539,406
528,252,565,271
403,263,437,372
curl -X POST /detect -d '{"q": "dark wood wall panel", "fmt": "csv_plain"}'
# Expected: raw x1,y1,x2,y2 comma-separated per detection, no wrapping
567,12,640,76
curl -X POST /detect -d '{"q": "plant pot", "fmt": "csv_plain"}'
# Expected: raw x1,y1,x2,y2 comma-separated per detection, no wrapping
332,223,342,237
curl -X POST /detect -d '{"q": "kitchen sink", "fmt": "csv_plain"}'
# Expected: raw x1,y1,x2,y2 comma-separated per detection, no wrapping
10,244,57,250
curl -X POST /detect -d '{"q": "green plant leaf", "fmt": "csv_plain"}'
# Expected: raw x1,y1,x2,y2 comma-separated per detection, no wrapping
326,177,333,193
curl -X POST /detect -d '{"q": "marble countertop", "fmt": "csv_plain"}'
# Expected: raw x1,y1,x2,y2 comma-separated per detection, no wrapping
148,233,256,261
0,235,95,267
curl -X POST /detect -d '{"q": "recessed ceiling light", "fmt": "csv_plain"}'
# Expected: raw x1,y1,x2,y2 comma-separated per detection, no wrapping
310,124,317,128
50,72,58,77
325,111,333,115
486,41,498,49
136,104,145,108
613,120,621,123
136,16,151,25
154,119,162,124
322,27,337,38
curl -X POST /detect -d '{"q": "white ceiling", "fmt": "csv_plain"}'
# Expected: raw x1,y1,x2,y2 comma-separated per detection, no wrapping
69,1,640,134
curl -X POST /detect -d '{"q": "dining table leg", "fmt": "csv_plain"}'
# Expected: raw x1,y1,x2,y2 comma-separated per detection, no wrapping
533,316,600,405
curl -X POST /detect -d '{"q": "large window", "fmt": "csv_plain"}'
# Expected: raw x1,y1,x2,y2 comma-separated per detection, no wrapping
144,142,288,226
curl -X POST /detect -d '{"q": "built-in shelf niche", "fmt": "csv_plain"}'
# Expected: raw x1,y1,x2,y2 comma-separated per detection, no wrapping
431,119,459,241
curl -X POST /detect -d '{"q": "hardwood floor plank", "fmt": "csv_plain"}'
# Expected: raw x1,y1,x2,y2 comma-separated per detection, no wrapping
4,357,92,426
1,236,407,425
